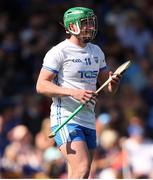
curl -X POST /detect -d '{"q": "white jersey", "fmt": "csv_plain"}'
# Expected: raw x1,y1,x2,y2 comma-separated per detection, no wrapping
43,39,107,129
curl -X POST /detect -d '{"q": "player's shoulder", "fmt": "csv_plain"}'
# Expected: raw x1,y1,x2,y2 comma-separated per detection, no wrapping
88,42,105,56
45,39,67,56
49,39,67,51
88,42,102,50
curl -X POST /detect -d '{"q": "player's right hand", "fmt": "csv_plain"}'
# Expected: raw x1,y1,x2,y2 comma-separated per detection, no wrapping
70,89,97,104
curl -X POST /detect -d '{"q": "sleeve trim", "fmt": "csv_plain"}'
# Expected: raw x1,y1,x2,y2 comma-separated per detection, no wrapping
99,66,108,72
42,66,59,74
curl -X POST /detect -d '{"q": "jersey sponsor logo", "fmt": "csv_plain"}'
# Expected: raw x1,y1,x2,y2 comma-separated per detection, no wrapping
78,70,98,78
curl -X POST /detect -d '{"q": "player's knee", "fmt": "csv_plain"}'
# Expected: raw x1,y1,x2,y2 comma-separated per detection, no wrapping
71,161,91,178
79,164,90,178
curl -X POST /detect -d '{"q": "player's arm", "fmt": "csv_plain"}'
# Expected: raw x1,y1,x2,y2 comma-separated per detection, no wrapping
98,70,121,94
36,68,72,97
36,68,96,104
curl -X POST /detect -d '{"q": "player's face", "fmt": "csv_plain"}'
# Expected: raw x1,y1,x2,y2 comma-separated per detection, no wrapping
78,16,97,43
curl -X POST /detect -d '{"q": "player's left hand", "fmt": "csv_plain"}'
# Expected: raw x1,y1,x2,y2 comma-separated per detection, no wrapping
108,71,122,92
110,71,122,84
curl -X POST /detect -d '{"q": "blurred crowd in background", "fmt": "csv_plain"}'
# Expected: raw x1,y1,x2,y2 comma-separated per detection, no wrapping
1,0,153,178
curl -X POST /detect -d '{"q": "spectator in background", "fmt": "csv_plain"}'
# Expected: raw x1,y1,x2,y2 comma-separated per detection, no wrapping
141,70,153,138
91,128,124,179
96,112,111,143
122,56,149,92
116,10,153,57
42,146,66,178
123,115,153,179
1,125,44,178
0,101,22,156
35,117,55,151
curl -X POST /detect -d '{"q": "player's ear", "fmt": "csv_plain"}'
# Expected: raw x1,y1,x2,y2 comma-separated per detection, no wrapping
69,22,75,31
69,22,79,33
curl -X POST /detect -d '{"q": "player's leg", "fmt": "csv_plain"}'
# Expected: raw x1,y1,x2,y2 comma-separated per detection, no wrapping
67,161,72,178
59,141,93,178
52,123,96,178
66,149,95,178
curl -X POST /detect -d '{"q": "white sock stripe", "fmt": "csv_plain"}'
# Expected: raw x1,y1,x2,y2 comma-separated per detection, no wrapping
64,124,71,141
57,98,68,143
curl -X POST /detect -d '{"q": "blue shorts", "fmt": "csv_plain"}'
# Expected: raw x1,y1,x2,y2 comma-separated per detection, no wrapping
51,123,96,149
